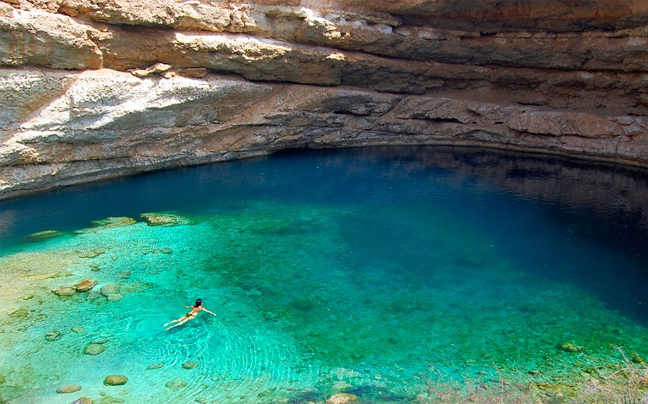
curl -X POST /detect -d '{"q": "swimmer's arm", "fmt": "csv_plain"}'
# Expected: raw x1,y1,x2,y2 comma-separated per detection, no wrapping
202,308,217,316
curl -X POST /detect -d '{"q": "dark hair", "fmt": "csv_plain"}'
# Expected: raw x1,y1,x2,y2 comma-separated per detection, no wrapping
195,299,203,307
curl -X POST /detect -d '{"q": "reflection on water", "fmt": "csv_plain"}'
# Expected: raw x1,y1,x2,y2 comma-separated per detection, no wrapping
3,147,648,248
1,146,648,404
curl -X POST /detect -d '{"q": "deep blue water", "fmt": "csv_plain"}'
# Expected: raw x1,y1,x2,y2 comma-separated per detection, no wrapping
3,147,647,320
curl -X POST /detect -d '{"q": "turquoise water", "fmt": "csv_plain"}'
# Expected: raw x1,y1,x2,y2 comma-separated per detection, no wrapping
1,146,648,403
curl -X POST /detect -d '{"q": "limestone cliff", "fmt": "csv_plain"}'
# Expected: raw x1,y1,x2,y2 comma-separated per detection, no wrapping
1,0,648,198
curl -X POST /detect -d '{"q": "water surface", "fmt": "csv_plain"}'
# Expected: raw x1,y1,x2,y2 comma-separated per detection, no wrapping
1,146,648,403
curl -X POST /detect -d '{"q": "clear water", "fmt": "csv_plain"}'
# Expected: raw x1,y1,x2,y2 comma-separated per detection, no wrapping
1,146,648,404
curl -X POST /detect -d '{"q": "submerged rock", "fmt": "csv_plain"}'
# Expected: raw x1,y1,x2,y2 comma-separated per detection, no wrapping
90,217,136,229
9,308,29,318
104,375,128,386
165,380,187,389
27,272,62,280
56,384,81,393
140,212,191,226
0,374,6,383
75,279,97,292
106,293,123,302
631,352,647,364
182,361,199,369
71,397,93,404
77,249,106,258
53,286,76,296
100,284,120,296
146,363,164,370
84,344,106,355
45,330,62,341
24,230,65,242
560,342,584,353
71,326,85,334
326,393,358,404
332,381,353,390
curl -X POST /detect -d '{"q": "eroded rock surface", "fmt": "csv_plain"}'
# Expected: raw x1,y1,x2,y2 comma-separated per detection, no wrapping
1,0,647,198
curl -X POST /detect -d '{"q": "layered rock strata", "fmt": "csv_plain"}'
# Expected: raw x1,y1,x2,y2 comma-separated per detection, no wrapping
1,0,648,198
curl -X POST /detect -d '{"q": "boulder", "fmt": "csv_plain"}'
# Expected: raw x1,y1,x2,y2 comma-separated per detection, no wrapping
84,344,106,355
104,375,128,386
100,284,120,296
75,279,97,292
56,384,81,394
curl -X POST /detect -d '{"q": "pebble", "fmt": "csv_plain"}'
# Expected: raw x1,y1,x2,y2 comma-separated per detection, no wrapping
9,308,29,318
104,375,128,386
147,363,165,370
560,342,584,353
45,330,62,341
182,361,199,369
56,384,81,394
84,344,106,355
53,286,76,296
165,380,187,389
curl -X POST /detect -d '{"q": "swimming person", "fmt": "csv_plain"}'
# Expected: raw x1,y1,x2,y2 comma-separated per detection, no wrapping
164,299,216,330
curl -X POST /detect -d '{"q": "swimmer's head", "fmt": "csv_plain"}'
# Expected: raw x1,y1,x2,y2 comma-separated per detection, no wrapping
195,299,203,307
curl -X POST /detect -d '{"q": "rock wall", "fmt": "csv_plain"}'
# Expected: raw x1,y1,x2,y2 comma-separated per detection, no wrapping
1,0,648,199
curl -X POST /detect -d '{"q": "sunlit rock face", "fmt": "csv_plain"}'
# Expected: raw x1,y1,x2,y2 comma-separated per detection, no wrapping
1,0,647,198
